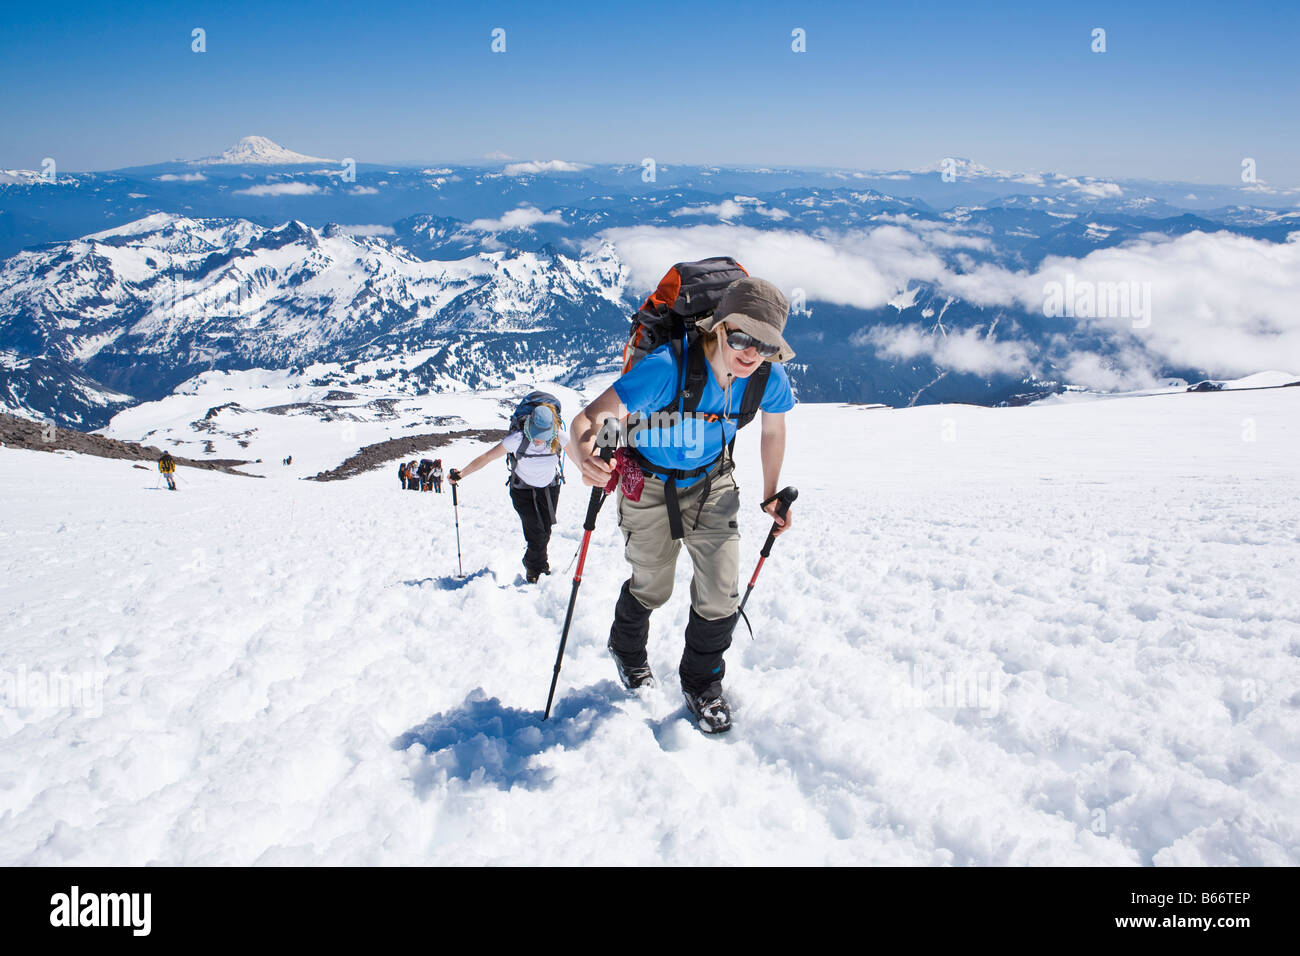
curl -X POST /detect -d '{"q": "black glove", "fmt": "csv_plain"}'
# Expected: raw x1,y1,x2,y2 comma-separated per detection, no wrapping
449,468,462,483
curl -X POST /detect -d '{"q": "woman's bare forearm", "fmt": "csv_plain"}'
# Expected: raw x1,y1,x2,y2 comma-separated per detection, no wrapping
567,386,626,461
456,441,508,480
759,412,786,500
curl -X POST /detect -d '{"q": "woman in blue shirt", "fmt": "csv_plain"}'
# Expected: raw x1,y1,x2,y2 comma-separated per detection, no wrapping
568,277,796,733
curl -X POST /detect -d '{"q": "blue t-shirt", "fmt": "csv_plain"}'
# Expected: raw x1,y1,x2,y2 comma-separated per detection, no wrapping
614,343,796,486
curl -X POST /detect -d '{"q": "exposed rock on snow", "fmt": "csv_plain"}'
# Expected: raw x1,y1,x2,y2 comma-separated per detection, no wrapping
308,427,506,482
0,411,257,475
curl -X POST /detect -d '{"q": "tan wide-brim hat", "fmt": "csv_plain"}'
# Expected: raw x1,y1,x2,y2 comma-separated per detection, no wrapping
696,276,796,363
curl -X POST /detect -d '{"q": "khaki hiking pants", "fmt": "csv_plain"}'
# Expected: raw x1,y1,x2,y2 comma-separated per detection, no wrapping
616,466,742,620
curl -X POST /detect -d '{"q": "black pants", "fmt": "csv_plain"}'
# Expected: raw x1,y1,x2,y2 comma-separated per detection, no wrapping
510,482,560,576
608,580,736,695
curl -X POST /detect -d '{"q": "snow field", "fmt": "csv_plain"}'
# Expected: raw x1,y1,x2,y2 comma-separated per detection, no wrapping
1,388,1297,864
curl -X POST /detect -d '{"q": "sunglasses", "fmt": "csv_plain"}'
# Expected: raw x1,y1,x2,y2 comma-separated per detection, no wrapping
724,326,780,359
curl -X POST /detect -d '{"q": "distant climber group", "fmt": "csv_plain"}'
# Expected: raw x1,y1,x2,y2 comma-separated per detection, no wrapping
399,458,444,492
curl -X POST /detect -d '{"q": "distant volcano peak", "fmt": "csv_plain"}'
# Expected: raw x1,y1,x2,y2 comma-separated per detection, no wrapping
190,135,334,166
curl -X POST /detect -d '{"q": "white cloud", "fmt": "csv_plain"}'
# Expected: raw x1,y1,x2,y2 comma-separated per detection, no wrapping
859,325,1034,376
468,204,565,232
157,172,207,182
1057,349,1163,391
349,186,379,195
671,199,746,221
1010,172,1047,186
871,213,993,251
595,220,1300,387
233,182,323,196
1241,183,1300,196
670,197,792,222
502,159,589,176
593,222,950,312
483,151,516,161
1057,177,1123,199
942,230,1300,377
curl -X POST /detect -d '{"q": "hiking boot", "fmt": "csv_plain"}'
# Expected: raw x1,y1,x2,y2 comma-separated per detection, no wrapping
608,640,655,691
523,558,548,584
683,682,732,734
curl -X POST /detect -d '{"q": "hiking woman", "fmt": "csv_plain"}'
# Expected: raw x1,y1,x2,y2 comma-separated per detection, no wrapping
450,404,567,583
566,277,796,732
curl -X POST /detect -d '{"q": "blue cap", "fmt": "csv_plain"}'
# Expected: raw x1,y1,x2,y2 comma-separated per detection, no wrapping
524,405,556,444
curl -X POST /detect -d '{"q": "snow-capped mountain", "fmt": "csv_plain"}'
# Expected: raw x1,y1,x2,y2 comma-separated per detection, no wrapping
0,350,134,428
189,135,334,166
0,210,1055,427
8,203,1288,428
0,214,630,426
4,140,1297,428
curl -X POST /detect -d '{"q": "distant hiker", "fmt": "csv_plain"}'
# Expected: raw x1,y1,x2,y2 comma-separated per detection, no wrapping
158,451,177,491
398,461,409,489
431,459,444,493
567,268,797,733
283,455,293,466
451,395,567,583
418,458,434,491
406,460,421,491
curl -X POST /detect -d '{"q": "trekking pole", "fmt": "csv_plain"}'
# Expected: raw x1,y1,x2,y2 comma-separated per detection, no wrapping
737,486,798,638
449,469,465,577
543,424,617,720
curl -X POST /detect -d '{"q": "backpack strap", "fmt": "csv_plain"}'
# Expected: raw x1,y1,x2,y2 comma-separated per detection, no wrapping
736,361,771,430
633,340,772,540
652,331,711,419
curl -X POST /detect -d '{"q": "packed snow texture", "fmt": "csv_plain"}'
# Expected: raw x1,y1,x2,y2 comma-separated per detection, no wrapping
1,388,1297,865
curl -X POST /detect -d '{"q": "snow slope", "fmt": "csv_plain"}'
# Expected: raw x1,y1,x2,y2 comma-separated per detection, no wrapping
98,364,591,480
1,388,1297,865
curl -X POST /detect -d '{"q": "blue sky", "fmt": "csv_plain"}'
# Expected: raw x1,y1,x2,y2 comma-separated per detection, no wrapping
1,0,1296,184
